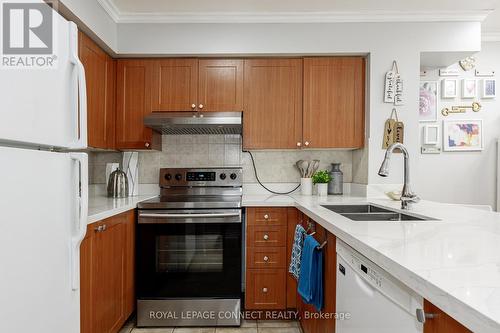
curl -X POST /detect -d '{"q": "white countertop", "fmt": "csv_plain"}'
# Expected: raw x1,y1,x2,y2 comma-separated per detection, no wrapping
88,194,156,224
243,193,500,332
87,188,500,332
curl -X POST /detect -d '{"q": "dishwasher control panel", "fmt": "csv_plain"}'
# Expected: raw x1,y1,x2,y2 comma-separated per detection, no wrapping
350,254,383,288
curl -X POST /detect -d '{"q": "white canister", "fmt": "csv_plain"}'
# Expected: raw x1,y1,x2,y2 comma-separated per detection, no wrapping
317,183,328,197
301,178,313,196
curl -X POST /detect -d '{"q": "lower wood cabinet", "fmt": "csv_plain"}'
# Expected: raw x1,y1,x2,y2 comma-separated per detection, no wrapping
423,300,471,333
80,210,135,333
296,214,336,333
245,207,289,310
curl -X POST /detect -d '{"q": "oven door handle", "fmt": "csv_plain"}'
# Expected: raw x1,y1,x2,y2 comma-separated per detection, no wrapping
139,212,241,218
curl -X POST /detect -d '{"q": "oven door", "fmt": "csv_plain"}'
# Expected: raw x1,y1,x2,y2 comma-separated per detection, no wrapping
137,209,242,299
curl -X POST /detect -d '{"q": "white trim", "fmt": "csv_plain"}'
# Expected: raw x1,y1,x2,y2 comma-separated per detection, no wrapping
96,0,120,22
482,32,500,42
95,2,491,24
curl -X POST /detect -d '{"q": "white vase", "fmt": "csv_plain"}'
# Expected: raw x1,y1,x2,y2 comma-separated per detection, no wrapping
301,178,313,196
317,183,328,196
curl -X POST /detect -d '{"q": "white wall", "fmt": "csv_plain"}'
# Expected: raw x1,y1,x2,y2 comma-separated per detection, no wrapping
117,21,481,191
417,41,500,209
61,0,117,51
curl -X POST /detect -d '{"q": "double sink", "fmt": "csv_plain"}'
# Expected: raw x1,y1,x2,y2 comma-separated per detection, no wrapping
321,204,435,221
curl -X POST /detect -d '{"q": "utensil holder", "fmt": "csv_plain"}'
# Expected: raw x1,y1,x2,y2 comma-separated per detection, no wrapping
301,178,313,196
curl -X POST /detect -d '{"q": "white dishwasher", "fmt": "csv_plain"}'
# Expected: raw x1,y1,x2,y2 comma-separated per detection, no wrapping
336,240,423,333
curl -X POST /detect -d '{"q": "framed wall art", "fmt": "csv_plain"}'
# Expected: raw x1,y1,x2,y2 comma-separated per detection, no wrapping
443,119,483,151
482,79,496,98
441,79,458,99
423,124,440,145
461,79,477,99
419,81,438,122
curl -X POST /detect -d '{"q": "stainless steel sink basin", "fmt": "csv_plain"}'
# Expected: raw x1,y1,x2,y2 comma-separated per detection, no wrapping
321,204,392,214
321,204,435,221
340,212,428,221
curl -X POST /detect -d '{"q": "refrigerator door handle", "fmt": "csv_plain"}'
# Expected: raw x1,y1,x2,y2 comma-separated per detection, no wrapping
70,153,88,290
68,22,87,149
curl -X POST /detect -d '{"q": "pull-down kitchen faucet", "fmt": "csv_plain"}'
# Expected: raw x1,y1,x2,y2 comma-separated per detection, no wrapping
378,143,420,210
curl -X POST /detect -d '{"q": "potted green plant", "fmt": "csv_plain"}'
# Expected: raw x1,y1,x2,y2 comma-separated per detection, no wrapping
312,170,332,196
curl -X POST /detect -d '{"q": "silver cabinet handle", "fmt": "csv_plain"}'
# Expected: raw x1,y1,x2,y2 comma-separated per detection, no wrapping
263,256,269,262
415,309,438,323
145,142,150,148
262,287,268,293
191,103,196,109
304,141,310,146
263,234,269,240
297,142,302,147
94,225,104,232
264,214,269,220
198,104,204,110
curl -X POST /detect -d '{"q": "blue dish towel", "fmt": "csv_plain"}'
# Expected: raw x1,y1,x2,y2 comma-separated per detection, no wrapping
288,224,306,280
297,235,323,312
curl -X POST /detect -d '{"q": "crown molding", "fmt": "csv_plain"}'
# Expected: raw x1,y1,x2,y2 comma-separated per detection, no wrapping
95,1,491,24
96,0,120,22
482,32,500,42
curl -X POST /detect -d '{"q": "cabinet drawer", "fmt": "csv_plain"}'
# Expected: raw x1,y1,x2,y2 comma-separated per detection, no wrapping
245,269,286,310
247,207,287,226
247,225,286,247
247,247,287,269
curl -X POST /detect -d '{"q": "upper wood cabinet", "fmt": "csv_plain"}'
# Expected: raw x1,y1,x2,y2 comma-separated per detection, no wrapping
198,59,244,111
303,57,365,148
78,32,116,150
80,210,136,333
151,59,198,112
151,59,244,112
115,59,160,150
243,59,303,149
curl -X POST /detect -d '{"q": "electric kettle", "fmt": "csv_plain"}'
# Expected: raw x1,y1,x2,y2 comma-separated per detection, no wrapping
107,168,129,198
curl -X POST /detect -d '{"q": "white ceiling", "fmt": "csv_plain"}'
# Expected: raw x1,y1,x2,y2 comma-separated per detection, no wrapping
99,0,500,34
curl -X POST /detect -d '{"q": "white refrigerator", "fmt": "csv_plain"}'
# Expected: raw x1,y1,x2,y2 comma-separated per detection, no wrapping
0,3,87,333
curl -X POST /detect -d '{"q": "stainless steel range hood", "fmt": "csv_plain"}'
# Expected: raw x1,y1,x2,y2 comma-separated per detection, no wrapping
144,112,242,135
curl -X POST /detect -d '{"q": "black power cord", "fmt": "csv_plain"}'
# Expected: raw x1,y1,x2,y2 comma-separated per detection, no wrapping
244,150,300,195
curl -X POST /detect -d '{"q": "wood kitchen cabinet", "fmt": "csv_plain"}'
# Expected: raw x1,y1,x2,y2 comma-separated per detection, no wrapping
296,215,337,333
80,210,136,333
243,59,303,149
198,59,244,111
423,300,472,333
243,57,365,149
115,59,161,150
245,207,289,310
78,31,116,150
303,57,365,148
151,58,244,112
151,59,198,112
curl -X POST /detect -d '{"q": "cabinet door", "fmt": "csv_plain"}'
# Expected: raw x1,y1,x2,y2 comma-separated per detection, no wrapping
246,269,286,310
198,59,243,111
298,221,336,333
79,32,115,149
243,59,303,149
303,57,365,148
80,211,135,333
151,59,198,112
93,217,127,333
116,59,160,150
424,300,472,333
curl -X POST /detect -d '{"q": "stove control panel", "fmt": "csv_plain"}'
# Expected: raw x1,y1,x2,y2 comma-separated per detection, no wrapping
160,168,242,187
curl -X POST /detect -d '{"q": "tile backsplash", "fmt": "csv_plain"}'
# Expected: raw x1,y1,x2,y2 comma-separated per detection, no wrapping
89,135,365,186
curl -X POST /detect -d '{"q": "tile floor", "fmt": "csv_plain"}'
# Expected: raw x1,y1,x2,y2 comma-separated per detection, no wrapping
119,319,301,333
